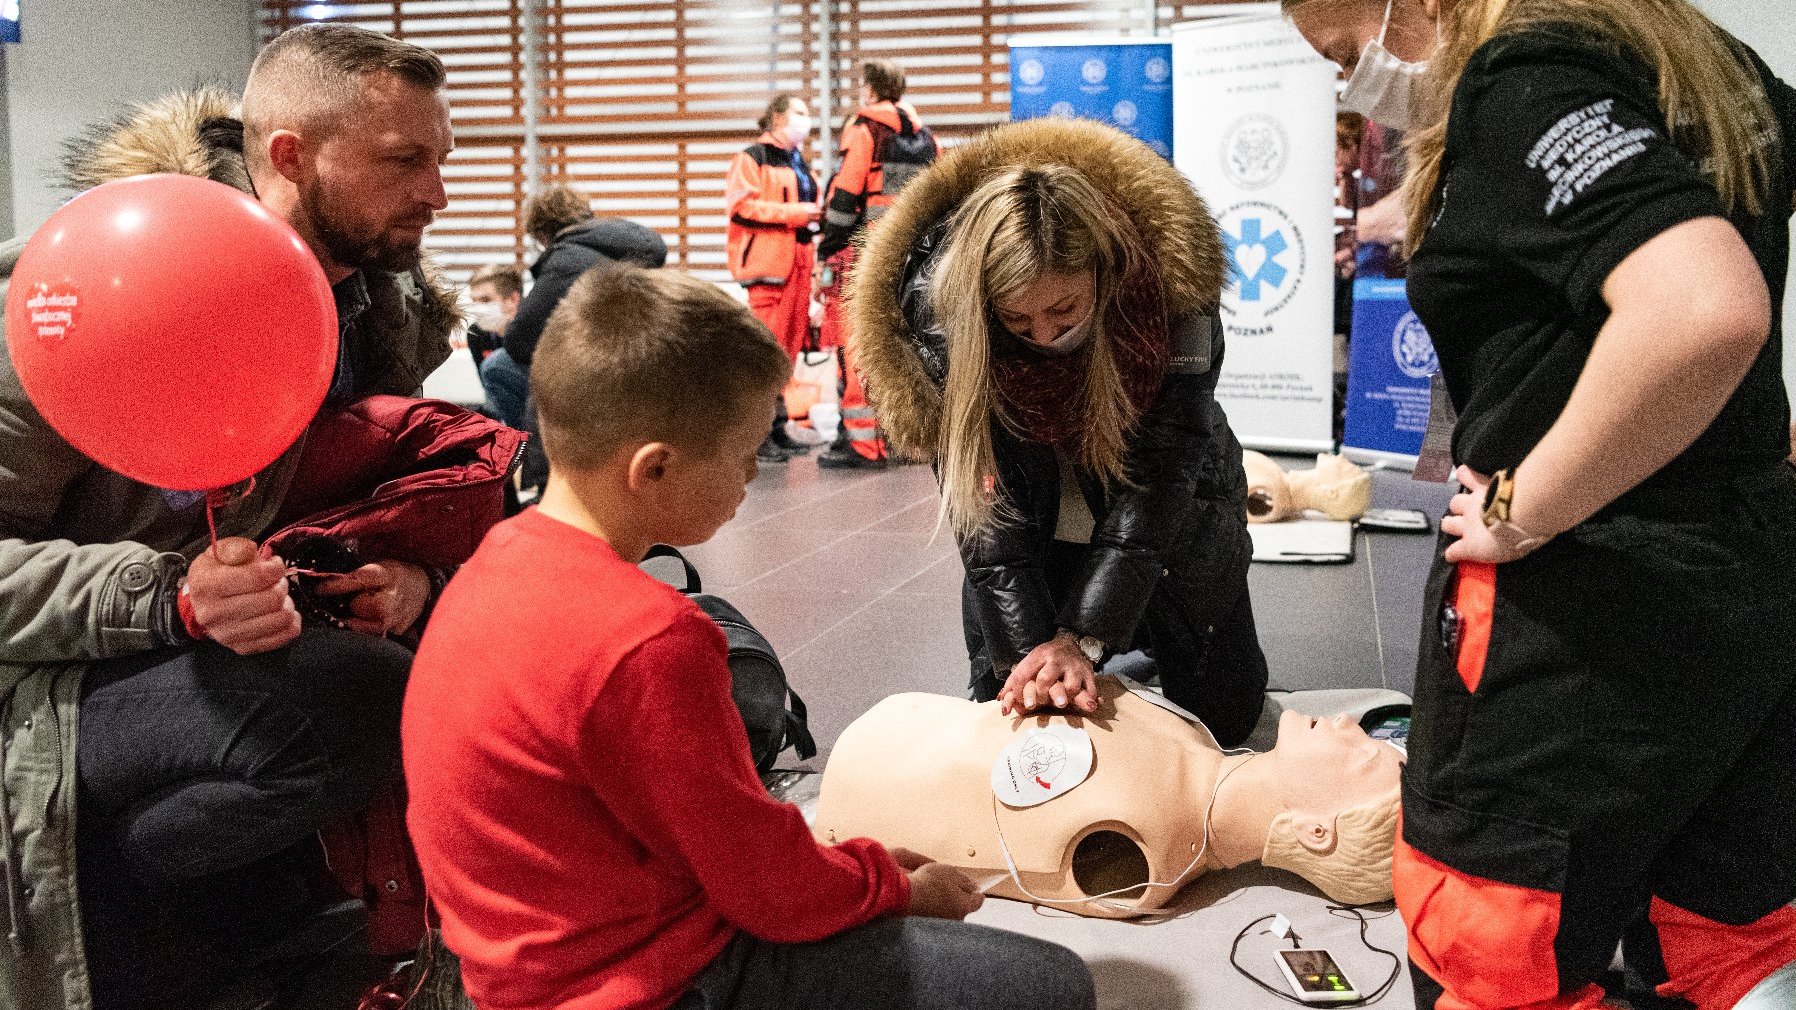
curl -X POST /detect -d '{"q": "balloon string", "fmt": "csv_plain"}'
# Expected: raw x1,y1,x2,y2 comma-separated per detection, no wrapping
201,476,257,560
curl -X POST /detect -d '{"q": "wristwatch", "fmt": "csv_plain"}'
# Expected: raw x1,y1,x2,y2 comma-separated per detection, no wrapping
1480,469,1548,555
1072,633,1105,666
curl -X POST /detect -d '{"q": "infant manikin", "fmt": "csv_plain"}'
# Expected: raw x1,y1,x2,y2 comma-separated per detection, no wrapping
814,677,1401,919
1241,450,1372,523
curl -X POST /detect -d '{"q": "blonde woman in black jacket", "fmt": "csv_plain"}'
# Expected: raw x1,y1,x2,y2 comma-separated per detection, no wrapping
852,119,1269,745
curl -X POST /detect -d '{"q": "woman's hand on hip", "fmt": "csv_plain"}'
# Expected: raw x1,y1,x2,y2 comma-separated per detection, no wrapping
1000,632,1099,715
1440,465,1522,564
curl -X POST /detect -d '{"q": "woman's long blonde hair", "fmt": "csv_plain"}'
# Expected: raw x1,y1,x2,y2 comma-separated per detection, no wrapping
931,165,1149,539
1284,0,1776,250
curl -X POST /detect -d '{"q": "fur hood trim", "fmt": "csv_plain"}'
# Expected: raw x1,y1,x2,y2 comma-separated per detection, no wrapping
847,118,1226,456
62,87,252,194
56,88,461,353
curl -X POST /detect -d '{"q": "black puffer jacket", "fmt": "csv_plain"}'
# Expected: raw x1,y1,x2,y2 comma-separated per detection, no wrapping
505,218,668,368
851,119,1251,670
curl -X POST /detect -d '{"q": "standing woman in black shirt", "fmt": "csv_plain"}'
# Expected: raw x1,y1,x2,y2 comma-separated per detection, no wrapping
1287,1,1796,1008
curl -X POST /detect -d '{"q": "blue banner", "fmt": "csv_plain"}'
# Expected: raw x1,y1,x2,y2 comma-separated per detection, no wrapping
1009,40,1173,160
1,0,18,44
1343,277,1438,459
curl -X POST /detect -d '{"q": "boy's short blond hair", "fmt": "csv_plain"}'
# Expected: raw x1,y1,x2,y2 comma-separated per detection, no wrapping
532,266,790,470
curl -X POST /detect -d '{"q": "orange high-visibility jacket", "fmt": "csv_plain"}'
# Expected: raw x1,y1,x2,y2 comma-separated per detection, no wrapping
725,132,818,286
818,100,939,259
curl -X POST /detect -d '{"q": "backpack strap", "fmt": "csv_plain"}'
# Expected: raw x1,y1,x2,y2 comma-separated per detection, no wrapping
783,687,818,760
642,543,702,594
894,106,916,137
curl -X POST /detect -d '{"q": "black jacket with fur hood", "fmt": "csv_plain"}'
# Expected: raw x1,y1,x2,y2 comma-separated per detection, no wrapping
849,118,1252,672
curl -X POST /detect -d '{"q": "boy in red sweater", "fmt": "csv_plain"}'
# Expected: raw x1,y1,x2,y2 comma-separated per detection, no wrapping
404,266,1094,1010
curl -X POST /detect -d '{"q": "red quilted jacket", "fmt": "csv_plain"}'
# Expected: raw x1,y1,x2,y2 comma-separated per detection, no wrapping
262,395,526,956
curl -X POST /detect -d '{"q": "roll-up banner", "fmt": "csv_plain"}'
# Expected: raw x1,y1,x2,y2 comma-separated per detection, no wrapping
1172,13,1337,453
1342,277,1439,468
1008,35,1174,160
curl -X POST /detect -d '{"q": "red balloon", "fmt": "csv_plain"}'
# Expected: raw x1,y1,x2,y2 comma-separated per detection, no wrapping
5,174,337,491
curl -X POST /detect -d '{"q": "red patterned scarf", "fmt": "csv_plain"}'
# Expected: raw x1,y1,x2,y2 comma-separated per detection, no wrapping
989,263,1171,450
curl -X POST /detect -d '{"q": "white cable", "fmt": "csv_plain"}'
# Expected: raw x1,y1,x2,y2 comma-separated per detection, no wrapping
985,752,1262,913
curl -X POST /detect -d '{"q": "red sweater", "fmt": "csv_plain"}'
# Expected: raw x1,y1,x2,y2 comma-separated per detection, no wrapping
404,508,910,1010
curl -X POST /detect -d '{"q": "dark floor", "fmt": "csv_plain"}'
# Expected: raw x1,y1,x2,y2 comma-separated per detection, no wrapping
677,451,1455,769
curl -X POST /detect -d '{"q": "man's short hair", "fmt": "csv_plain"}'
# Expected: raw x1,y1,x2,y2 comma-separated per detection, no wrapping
242,24,445,177
523,183,596,248
469,263,524,299
861,60,907,103
532,266,790,470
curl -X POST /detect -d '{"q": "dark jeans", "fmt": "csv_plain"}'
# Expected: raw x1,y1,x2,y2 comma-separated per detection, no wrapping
478,347,529,431
963,531,1269,747
674,917,1096,1010
77,627,411,1007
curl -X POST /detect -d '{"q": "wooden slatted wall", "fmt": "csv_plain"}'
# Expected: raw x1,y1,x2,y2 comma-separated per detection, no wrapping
260,0,1254,284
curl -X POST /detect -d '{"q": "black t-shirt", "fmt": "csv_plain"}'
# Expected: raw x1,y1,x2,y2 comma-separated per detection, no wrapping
1407,25,1796,484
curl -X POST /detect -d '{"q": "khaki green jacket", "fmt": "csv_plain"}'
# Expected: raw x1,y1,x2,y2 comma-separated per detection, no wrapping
0,89,455,1010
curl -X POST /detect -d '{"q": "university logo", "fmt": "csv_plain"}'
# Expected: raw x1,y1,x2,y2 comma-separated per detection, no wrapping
1081,58,1108,86
1017,58,1046,88
1145,56,1171,85
1219,202,1306,333
1111,100,1139,128
1049,101,1077,119
1392,312,1439,379
1221,114,1287,191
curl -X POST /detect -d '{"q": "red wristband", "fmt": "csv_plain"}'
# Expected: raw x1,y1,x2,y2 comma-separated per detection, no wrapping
177,584,209,641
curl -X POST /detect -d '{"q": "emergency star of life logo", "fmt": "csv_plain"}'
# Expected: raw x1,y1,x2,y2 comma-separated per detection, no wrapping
1081,59,1108,85
1220,202,1306,328
1392,311,1439,379
1222,114,1288,191
1018,58,1046,87
1017,732,1068,790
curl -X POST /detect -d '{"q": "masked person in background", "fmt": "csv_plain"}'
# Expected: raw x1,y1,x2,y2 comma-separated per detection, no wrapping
727,93,823,463
1286,1,1796,1008
468,263,527,429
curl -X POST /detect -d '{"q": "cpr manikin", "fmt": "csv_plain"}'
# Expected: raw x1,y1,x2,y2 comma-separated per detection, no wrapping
814,677,1400,919
1241,450,1373,523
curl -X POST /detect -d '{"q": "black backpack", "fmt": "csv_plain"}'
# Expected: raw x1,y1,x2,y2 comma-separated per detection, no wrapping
867,107,936,201
641,545,817,773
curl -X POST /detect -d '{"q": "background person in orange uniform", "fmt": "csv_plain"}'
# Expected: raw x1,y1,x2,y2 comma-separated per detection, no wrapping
727,93,822,462
816,60,939,469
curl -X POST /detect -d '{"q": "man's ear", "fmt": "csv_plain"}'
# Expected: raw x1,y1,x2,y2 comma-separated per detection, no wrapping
267,130,307,185
626,442,673,490
1292,811,1339,856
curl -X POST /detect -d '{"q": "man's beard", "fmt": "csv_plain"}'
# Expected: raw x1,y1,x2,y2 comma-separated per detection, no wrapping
300,179,426,274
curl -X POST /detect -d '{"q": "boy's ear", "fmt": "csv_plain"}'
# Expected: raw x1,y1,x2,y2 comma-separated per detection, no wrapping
625,442,674,490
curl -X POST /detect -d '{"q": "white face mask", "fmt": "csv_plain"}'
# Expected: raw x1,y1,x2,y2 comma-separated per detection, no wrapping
1339,0,1434,130
470,304,507,334
1022,309,1096,357
784,113,812,147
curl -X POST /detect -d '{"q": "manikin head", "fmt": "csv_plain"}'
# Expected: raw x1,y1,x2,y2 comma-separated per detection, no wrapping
1247,710,1402,905
242,24,452,284
1242,450,1373,523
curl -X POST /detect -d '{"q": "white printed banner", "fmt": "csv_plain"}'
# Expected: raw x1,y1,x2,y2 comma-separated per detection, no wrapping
1172,14,1338,452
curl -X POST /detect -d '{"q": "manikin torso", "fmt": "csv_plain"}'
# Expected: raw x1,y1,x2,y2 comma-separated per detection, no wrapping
814,681,1237,919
